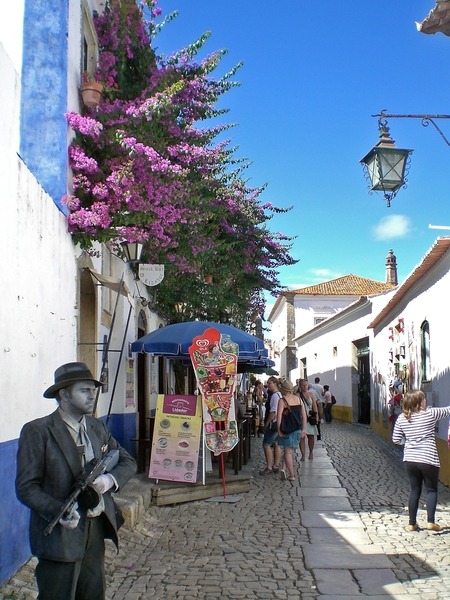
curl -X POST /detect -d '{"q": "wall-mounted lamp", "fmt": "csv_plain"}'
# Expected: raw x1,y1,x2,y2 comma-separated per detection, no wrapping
121,241,144,264
361,109,450,207
360,114,413,208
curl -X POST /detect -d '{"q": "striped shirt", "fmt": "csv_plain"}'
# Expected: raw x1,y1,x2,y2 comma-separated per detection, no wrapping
392,406,450,467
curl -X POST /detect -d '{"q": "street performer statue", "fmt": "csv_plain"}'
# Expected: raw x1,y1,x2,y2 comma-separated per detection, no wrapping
15,362,137,600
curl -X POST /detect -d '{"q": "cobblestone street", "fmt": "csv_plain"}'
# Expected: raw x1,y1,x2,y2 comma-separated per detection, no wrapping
3,422,450,599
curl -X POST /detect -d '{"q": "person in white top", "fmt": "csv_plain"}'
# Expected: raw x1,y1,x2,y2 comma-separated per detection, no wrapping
392,389,450,531
311,377,324,422
323,385,332,423
310,377,324,399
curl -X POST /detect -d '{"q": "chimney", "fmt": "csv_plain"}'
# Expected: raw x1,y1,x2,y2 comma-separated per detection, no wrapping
385,249,398,285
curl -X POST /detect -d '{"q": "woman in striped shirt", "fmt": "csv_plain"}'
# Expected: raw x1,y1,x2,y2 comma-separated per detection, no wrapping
392,390,450,531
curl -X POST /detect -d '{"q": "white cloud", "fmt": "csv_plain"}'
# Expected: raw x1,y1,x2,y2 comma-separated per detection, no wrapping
310,268,342,279
372,214,412,241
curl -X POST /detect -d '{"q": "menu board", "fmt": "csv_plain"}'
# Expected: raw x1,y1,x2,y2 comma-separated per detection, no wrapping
189,328,239,455
149,394,202,483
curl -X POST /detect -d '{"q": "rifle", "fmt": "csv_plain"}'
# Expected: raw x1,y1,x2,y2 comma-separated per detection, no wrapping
44,449,119,536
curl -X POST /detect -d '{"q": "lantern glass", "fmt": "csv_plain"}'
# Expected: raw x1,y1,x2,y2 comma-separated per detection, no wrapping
121,241,143,263
360,123,413,198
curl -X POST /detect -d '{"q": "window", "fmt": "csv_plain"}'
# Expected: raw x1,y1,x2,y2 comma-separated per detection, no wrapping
101,244,112,322
300,358,307,381
333,346,338,357
82,1,98,77
421,320,431,382
314,317,326,326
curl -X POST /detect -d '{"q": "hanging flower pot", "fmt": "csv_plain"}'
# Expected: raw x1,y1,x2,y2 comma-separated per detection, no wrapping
204,275,213,284
80,82,103,108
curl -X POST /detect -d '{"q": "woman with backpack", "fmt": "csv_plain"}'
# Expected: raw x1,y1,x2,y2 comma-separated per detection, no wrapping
277,380,307,481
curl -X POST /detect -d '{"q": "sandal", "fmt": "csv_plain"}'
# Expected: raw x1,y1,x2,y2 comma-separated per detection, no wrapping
287,476,295,481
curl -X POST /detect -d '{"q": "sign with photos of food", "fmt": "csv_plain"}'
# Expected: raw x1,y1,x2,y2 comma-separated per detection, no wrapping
149,394,202,483
189,328,239,455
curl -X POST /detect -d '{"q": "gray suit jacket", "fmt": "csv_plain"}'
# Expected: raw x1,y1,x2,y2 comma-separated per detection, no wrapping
16,409,136,562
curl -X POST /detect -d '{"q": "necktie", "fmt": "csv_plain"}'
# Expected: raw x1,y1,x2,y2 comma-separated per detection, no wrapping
78,423,95,466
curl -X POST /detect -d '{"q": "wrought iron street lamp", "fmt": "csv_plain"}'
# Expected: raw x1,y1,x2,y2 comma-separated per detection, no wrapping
360,117,413,207
361,109,450,207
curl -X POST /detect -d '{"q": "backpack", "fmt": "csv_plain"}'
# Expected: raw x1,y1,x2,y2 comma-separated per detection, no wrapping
331,395,337,405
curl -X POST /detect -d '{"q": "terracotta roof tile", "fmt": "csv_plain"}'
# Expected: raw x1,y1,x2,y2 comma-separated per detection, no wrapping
268,275,394,322
292,274,395,296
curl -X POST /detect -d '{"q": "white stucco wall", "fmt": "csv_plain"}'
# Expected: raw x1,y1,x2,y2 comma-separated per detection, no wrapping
370,247,450,442
295,305,370,408
0,2,24,74
294,295,360,339
294,291,395,415
0,39,78,441
269,296,287,374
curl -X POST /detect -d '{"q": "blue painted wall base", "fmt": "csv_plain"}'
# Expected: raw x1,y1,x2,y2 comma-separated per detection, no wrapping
0,439,31,585
102,412,136,458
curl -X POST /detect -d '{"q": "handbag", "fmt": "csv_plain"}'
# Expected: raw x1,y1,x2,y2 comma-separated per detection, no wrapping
280,400,302,434
307,409,317,426
331,395,337,405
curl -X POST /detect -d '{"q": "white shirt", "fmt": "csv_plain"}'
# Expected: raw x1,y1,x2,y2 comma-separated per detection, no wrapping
311,383,324,401
269,391,281,423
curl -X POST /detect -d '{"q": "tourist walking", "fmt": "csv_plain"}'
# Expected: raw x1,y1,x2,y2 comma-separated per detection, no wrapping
259,377,282,475
298,379,319,460
392,389,450,531
310,377,324,421
276,380,306,480
323,384,333,423
307,382,322,441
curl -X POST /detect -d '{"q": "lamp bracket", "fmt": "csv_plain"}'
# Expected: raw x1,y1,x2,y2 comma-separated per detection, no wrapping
373,110,450,147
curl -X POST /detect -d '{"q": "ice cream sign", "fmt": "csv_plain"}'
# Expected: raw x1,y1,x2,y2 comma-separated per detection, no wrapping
189,328,239,455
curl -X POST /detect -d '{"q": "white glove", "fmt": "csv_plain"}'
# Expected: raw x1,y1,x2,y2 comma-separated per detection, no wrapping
59,504,80,529
93,473,115,494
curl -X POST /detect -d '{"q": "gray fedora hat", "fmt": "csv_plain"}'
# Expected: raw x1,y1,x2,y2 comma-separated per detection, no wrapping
44,362,102,398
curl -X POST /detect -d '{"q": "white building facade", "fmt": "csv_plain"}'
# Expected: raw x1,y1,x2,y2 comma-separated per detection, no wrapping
269,264,397,382
369,237,450,484
0,0,161,583
294,291,396,424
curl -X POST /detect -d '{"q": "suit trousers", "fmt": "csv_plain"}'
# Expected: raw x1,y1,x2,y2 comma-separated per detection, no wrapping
36,515,106,600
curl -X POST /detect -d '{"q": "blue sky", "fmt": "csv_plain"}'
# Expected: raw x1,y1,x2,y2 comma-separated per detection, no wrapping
154,1,450,316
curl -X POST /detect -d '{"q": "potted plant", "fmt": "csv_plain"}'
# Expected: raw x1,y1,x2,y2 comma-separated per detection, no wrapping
80,72,103,108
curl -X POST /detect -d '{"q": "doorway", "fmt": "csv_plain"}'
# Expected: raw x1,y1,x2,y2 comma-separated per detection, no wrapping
78,267,97,377
136,312,150,472
357,352,370,424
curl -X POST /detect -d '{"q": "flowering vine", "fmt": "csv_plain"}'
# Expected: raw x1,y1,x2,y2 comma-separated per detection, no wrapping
64,0,296,324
